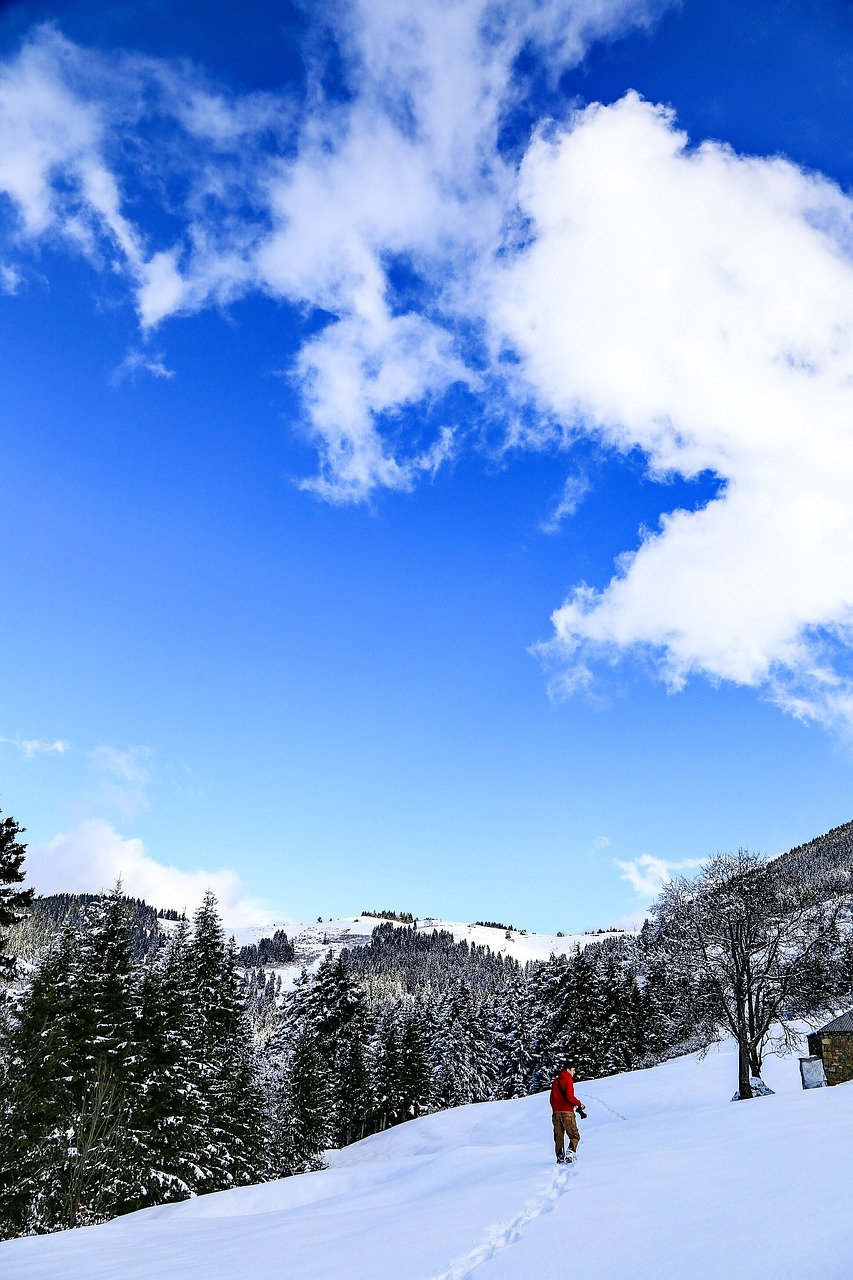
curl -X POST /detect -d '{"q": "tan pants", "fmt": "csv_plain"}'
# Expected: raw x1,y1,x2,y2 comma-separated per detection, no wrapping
552,1109,580,1157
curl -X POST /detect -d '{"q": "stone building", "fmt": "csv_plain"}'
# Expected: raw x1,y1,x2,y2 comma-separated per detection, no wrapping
807,1011,853,1086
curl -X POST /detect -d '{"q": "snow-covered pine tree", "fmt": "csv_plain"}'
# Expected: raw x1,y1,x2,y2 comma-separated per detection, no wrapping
529,951,573,1077
136,917,201,1207
216,936,271,1185
306,950,370,1146
492,968,534,1098
596,948,642,1075
0,809,32,983
565,945,607,1078
272,1009,332,1174
339,1025,373,1144
187,893,269,1192
0,924,91,1235
398,998,432,1119
63,884,150,1223
370,1005,403,1131
430,980,486,1108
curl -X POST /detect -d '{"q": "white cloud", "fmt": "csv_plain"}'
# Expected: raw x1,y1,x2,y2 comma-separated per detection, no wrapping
593,834,610,850
137,250,188,330
495,92,853,726
230,0,666,499
0,29,149,273
110,347,175,385
9,14,853,730
0,6,665,502
0,263,20,293
1,736,70,759
19,737,69,759
541,473,591,533
1,734,70,758
614,851,705,900
27,818,281,927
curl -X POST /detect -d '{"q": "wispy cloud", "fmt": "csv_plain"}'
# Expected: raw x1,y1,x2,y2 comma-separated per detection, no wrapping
88,744,153,819
614,852,705,901
110,347,175,385
541,473,592,533
1,736,70,759
89,744,152,784
0,6,666,502
0,264,20,293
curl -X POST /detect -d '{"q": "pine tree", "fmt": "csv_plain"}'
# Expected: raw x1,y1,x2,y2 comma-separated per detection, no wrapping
370,1006,403,1131
0,925,92,1234
186,894,268,1192
492,969,534,1098
340,1027,373,1143
215,937,271,1187
530,952,573,1076
305,950,369,1146
430,981,485,1108
597,950,638,1075
65,885,147,1222
275,1017,332,1173
0,809,32,983
398,999,432,1118
136,918,199,1206
563,946,606,1079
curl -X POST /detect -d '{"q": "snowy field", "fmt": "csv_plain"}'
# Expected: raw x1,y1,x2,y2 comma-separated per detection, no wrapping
4,1038,852,1280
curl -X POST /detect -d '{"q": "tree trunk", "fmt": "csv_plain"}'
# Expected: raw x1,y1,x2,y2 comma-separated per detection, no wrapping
737,1040,753,1099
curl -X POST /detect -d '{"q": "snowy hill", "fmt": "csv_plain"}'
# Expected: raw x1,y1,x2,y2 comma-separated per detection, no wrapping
230,913,631,978
5,1038,852,1280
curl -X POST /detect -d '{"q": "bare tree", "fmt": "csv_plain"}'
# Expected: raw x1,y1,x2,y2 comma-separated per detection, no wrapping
653,849,850,1099
61,1061,128,1229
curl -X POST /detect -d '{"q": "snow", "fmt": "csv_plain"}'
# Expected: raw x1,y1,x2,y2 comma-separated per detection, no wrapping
229,914,632,985
4,1038,853,1279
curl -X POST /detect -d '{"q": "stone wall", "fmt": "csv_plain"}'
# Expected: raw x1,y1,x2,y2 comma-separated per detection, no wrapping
818,1035,853,1086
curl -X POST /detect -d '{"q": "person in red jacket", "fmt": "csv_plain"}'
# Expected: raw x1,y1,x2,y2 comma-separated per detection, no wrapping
550,1065,587,1164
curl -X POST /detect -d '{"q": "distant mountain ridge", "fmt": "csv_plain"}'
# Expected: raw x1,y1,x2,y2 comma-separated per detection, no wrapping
9,816,853,971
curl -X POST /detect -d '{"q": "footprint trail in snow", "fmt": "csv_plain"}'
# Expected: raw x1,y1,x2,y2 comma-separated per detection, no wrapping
581,1090,627,1121
429,1163,577,1280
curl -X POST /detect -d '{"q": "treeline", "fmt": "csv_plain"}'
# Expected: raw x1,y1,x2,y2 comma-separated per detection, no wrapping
236,929,295,968
361,909,416,923
8,892,166,965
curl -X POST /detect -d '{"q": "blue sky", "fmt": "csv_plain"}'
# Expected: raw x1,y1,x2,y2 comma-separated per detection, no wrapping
2,0,853,929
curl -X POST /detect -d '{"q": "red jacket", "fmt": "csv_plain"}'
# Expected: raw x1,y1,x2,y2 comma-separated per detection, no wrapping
550,1069,581,1112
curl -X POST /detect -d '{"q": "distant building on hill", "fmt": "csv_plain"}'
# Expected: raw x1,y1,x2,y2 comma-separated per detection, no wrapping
807,1012,853,1085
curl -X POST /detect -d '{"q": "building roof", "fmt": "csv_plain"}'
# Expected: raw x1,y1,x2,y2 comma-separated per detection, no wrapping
812,1011,853,1036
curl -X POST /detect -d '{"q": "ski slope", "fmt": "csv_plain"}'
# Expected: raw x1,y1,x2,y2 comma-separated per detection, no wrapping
4,1039,852,1280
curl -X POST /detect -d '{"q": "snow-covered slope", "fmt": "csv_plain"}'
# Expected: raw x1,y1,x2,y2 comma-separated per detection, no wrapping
230,913,631,976
5,1039,852,1280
